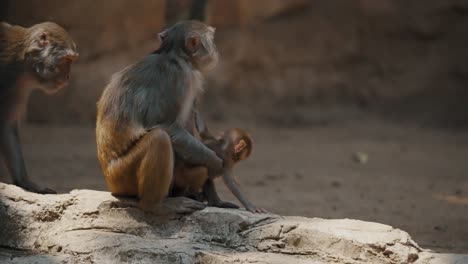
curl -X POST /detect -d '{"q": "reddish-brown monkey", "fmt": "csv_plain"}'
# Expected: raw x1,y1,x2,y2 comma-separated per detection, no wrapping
173,128,251,197
96,21,223,213
0,22,78,193
173,118,266,213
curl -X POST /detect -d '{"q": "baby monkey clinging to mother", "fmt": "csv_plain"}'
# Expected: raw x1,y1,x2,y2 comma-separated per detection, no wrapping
173,127,267,213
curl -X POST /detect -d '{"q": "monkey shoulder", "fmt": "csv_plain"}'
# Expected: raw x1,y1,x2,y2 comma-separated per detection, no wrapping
145,53,197,82
116,55,186,127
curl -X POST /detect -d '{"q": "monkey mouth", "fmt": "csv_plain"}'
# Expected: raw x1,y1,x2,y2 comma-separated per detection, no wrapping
54,60,73,88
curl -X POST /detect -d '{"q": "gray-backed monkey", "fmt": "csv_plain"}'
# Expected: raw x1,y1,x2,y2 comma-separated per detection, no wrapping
0,22,78,193
96,20,223,213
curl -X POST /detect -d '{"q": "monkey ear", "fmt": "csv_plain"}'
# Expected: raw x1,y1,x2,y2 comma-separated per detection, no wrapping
38,32,49,47
157,30,167,43
155,31,166,49
234,140,247,154
185,35,200,53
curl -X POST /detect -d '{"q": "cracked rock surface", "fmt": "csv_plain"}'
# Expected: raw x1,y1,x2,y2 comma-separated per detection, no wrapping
0,183,466,264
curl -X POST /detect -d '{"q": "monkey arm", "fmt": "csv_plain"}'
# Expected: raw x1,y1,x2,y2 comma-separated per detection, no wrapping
165,122,222,171
0,123,54,193
222,168,266,213
194,108,216,142
0,123,27,186
193,109,223,161
203,179,239,209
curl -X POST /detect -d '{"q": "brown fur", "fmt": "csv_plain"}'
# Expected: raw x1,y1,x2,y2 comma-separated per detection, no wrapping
0,21,78,194
173,128,253,198
0,22,78,96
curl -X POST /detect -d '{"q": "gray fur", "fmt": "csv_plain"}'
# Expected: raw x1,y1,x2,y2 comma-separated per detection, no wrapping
100,20,221,168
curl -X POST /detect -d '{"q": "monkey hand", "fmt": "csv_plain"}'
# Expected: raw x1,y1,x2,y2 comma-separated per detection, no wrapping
17,180,56,194
245,204,268,214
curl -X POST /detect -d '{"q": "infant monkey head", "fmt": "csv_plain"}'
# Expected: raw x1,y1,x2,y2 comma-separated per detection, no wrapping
157,20,218,73
24,22,79,93
218,128,253,164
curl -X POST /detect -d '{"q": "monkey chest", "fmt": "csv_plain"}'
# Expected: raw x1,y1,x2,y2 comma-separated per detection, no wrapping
184,112,201,139
176,80,202,126
177,91,195,125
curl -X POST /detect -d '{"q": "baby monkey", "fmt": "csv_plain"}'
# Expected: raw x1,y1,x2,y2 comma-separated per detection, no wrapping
173,128,267,213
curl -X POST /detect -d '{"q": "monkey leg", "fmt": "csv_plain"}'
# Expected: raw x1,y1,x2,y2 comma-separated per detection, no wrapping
136,129,176,210
172,165,209,201
104,129,174,210
174,166,208,191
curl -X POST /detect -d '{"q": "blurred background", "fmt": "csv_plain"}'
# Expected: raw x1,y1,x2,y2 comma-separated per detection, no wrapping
1,0,467,253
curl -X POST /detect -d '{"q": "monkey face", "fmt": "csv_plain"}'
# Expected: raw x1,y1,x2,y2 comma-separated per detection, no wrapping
190,26,219,73
220,129,253,163
24,22,79,94
158,21,219,73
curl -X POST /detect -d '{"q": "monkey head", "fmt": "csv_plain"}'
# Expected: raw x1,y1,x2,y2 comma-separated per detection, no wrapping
219,128,253,164
24,22,78,94
157,20,218,73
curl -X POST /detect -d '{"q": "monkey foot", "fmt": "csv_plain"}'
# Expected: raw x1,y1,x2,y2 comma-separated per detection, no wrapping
17,181,57,194
162,197,207,214
209,200,239,209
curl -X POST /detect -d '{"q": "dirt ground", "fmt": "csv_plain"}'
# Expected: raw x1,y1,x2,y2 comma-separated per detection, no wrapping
1,113,467,254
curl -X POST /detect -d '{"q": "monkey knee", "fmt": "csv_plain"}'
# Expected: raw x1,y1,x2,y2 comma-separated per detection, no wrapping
146,128,172,152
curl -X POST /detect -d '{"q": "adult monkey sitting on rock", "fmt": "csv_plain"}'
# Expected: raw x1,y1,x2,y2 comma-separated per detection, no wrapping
96,21,223,214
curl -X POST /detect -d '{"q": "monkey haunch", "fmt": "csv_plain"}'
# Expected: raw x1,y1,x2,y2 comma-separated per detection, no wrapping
0,22,78,194
173,128,266,213
96,21,222,213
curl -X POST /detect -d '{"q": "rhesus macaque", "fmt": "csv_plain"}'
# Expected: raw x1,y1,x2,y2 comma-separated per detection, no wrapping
173,127,266,213
96,21,223,213
173,127,253,199
0,22,79,193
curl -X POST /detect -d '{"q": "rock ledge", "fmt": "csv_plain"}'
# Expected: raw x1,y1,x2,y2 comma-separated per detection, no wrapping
0,183,466,264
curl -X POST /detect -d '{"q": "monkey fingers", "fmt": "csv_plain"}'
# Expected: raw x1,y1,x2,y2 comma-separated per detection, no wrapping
247,207,268,214
243,203,268,214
